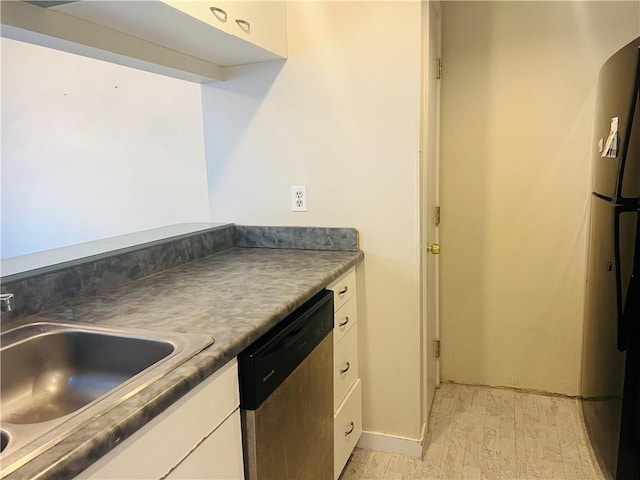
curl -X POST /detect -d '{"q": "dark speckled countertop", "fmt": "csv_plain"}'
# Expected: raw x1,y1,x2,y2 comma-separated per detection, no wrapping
4,246,363,479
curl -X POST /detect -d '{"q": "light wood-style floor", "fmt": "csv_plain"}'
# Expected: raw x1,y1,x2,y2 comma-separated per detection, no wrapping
339,383,608,480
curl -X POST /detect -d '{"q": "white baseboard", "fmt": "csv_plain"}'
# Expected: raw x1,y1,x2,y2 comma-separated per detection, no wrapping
356,423,426,458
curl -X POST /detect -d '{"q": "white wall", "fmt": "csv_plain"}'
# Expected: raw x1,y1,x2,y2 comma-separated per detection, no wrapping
203,2,424,440
440,1,640,395
1,38,210,258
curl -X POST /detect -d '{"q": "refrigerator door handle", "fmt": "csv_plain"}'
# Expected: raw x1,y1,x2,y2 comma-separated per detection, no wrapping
615,211,626,351
622,271,639,338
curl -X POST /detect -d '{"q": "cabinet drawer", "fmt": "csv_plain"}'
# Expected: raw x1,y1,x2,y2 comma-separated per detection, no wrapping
334,379,363,480
334,324,358,410
328,268,356,312
334,297,357,345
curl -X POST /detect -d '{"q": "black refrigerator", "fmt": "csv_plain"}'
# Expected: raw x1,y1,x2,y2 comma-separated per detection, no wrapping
581,36,640,480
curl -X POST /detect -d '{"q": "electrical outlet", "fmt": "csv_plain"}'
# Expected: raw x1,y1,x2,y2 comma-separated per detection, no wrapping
291,186,307,212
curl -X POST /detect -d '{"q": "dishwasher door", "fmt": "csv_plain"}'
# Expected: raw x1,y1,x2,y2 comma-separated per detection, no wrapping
239,289,334,480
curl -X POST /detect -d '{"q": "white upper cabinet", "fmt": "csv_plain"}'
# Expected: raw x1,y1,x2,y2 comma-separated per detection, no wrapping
165,1,287,60
0,1,288,83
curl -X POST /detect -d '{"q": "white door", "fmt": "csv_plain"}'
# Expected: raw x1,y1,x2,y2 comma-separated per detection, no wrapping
421,0,442,424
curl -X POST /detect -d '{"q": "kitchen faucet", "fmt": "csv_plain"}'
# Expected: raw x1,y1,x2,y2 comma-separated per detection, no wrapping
1,293,15,312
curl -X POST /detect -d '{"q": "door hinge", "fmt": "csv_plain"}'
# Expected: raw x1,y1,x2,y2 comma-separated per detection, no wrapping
435,206,441,226
436,340,441,358
437,58,442,80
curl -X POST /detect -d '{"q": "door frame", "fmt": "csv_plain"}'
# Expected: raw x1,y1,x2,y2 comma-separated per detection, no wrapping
420,0,442,435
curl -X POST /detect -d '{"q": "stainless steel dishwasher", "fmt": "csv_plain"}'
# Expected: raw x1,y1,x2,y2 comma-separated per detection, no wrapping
238,289,334,480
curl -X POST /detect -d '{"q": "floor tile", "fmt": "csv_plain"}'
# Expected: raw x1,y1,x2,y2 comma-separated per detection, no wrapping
342,383,608,480
361,451,393,479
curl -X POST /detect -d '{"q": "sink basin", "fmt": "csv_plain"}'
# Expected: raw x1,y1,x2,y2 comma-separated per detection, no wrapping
2,330,174,424
0,322,214,477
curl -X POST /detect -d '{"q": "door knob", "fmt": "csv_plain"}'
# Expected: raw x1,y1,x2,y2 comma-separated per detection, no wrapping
427,243,440,255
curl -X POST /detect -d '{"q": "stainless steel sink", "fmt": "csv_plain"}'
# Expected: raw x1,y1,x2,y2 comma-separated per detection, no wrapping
0,322,214,477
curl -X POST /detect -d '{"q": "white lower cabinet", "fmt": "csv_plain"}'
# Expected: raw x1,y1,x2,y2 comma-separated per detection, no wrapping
328,267,362,480
76,359,243,480
334,379,363,480
166,409,243,479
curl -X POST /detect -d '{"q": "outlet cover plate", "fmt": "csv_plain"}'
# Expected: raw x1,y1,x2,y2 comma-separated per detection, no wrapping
291,186,307,212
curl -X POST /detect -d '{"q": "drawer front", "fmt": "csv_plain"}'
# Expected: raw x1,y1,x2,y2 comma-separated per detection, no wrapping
334,379,363,480
328,268,356,311
334,324,359,410
334,297,357,345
